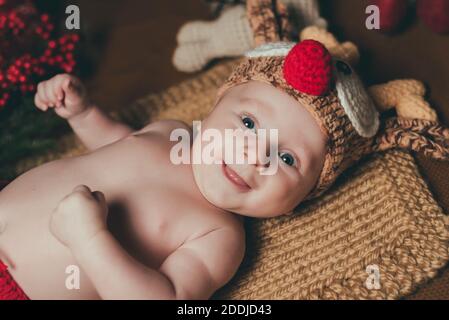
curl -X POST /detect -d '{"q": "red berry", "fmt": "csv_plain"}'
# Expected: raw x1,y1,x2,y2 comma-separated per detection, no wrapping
417,0,449,34
373,0,409,33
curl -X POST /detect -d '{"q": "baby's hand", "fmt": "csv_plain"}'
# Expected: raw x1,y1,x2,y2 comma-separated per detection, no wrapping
50,185,108,251
35,74,90,120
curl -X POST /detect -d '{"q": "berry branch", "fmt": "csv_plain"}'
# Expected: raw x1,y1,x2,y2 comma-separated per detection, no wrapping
0,0,79,108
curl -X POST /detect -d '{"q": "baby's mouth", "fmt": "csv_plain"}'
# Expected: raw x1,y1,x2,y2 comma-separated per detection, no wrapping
222,162,251,192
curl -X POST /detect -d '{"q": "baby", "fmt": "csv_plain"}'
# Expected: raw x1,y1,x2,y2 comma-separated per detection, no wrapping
0,38,334,299
1,2,449,299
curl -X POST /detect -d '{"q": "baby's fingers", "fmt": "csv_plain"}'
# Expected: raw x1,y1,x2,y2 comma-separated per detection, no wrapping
37,81,59,108
34,93,48,111
61,77,83,102
52,80,64,107
44,81,60,107
35,81,55,111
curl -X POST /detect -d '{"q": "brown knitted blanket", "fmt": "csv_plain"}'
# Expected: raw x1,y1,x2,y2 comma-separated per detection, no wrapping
13,61,449,300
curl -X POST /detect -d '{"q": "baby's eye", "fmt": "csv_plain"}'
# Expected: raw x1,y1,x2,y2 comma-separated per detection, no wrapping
279,152,297,167
241,116,256,131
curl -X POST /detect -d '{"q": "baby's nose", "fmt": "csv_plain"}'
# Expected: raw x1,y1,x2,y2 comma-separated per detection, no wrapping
243,142,270,169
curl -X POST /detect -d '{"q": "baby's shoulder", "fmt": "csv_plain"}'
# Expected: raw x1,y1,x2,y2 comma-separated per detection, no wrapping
180,211,246,288
191,208,245,246
132,119,191,137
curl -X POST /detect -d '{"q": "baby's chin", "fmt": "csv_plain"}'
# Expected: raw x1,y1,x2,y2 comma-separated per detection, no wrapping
230,206,294,218
192,164,300,218
198,186,295,218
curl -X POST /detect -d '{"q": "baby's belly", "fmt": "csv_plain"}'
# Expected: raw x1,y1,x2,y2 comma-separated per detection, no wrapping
0,158,100,299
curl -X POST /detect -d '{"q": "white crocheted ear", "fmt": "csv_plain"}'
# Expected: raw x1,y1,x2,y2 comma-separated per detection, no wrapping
245,42,295,58
333,59,380,138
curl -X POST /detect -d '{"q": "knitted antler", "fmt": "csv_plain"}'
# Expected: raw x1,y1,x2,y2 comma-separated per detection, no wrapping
297,26,447,161
173,0,329,72
173,0,294,72
300,26,360,66
372,118,449,161
282,0,327,30
365,77,449,160
246,0,292,45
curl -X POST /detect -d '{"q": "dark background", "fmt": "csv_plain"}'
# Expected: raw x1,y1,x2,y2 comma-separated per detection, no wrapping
49,0,449,299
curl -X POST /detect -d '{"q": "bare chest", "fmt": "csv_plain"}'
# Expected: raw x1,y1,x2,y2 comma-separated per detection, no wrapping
107,180,215,268
0,127,230,299
4,133,220,259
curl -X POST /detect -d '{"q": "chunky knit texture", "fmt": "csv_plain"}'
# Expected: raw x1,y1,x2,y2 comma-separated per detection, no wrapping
282,0,327,30
11,60,449,300
246,0,292,45
205,0,326,29
214,150,449,299
283,40,333,96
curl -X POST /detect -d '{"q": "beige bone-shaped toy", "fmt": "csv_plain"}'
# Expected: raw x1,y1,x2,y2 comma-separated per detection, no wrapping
368,80,438,121
173,5,253,73
173,0,324,72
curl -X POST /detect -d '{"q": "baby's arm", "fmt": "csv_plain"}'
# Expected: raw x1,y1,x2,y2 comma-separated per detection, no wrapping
50,185,245,300
35,74,133,151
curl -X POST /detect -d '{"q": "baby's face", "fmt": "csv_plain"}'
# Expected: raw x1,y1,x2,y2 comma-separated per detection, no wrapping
192,81,327,218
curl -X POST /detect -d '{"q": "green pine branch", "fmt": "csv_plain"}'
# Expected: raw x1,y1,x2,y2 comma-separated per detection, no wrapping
0,98,70,180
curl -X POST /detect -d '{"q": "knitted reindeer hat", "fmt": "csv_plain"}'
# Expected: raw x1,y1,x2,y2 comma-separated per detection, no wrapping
217,0,449,199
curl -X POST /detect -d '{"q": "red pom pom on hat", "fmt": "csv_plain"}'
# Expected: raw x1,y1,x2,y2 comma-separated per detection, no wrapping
283,40,333,96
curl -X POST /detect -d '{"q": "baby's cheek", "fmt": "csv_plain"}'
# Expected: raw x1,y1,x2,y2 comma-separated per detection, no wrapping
285,173,311,205
266,174,298,203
